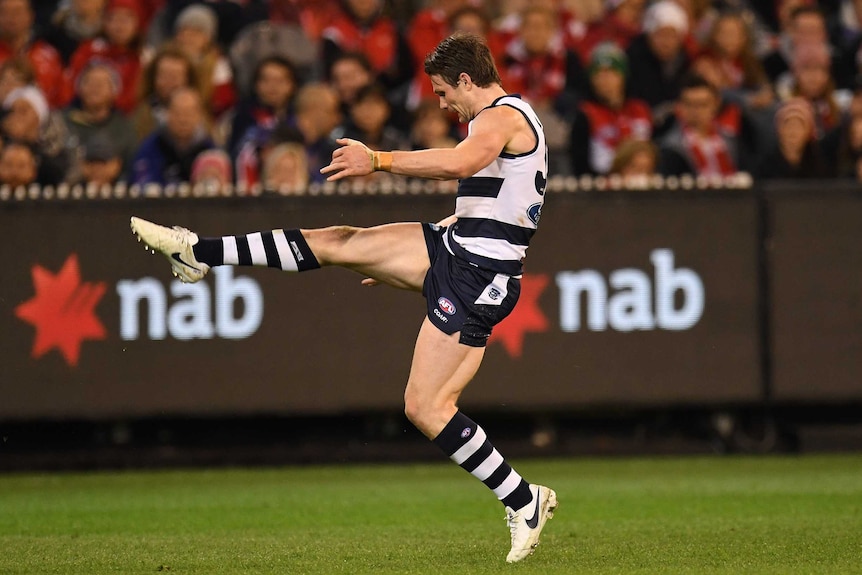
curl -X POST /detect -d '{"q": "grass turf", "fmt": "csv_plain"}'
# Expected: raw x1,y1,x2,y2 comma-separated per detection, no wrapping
0,454,860,574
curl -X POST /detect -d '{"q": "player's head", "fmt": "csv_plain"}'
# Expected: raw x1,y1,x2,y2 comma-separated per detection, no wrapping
423,32,501,88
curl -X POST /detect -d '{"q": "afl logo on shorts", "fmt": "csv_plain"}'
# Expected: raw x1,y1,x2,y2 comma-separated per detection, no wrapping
438,297,457,315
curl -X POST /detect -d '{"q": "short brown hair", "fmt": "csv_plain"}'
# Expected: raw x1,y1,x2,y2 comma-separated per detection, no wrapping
424,32,501,88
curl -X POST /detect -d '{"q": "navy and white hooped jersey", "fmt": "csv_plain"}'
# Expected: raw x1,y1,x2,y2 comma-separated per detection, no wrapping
443,94,548,277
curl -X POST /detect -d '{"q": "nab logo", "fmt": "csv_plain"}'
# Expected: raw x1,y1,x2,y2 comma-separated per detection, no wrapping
437,297,457,315
15,254,107,367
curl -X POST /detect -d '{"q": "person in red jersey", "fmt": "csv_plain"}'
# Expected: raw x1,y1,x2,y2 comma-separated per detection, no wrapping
0,0,63,107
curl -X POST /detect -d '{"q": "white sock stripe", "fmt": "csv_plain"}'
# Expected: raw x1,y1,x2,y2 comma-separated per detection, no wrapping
493,469,523,501
222,236,238,265
450,426,488,465
272,229,298,271
472,449,505,482
247,232,268,265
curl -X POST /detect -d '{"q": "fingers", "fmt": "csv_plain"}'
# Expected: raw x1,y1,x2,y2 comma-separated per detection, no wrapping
360,278,380,287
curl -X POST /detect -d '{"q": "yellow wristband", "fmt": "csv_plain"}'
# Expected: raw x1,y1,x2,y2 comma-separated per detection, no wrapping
372,151,393,172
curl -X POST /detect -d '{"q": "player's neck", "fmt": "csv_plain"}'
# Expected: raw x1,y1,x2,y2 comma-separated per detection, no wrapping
470,85,508,118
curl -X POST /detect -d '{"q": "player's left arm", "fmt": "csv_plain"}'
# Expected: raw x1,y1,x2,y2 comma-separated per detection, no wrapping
321,106,522,181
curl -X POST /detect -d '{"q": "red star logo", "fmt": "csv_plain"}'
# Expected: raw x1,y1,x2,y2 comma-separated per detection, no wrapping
488,273,549,358
15,254,107,367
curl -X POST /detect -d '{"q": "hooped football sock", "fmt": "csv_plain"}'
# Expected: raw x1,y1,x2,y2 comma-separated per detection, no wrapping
192,229,320,272
433,411,534,510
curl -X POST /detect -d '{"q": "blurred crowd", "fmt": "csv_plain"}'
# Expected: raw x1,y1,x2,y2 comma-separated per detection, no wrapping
1,0,862,192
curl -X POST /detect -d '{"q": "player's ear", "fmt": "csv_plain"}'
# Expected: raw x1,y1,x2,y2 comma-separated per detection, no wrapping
458,73,472,88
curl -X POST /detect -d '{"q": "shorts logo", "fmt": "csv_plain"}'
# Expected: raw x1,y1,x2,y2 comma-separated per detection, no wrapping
488,287,501,301
461,427,472,439
438,297,456,315
433,308,449,323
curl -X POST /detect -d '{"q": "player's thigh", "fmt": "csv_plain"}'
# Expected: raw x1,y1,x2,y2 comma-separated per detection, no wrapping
304,222,430,291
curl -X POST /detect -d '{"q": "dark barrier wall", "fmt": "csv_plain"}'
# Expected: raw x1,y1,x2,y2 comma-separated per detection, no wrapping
1,192,764,419
768,187,862,401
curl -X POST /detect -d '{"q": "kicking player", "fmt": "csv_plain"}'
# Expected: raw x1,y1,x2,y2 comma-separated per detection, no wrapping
130,33,556,563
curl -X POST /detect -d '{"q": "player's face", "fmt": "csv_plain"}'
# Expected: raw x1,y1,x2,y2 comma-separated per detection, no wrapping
430,74,470,123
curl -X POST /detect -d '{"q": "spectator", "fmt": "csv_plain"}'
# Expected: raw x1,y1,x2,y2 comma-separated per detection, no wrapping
328,51,374,116
262,142,309,192
0,140,37,187
0,0,64,107
757,97,830,178
131,87,215,185
228,55,298,156
700,10,774,110
337,83,408,152
409,98,458,150
835,89,862,176
63,61,136,177
62,0,144,114
168,4,237,119
80,135,124,185
779,41,849,140
657,74,746,178
44,0,105,64
609,138,659,181
191,148,232,190
578,0,646,62
627,0,691,131
321,0,413,92
0,56,33,102
234,120,303,192
764,6,837,85
2,85,80,184
569,42,652,175
293,82,341,183
132,46,199,141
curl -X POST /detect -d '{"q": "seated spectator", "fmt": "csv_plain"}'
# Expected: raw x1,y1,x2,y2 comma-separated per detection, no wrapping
609,138,659,182
578,0,645,62
167,4,236,120
835,89,862,177
657,74,747,178
44,0,106,64
191,148,232,190
569,42,652,175
328,51,374,117
292,82,342,183
627,0,691,132
757,97,830,179
63,61,137,178
132,46,199,141
234,120,303,192
0,140,36,187
0,0,63,107
321,0,413,92
336,83,408,152
80,135,124,185
0,56,33,102
228,55,297,155
262,142,309,192
699,10,774,110
764,6,838,86
62,0,144,114
409,98,458,150
778,41,849,141
2,85,80,184
131,87,215,186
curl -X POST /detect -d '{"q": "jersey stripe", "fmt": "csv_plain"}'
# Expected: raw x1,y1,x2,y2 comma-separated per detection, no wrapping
455,217,535,246
457,176,504,198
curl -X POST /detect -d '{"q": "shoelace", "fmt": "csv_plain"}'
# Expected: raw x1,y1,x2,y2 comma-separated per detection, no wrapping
505,509,520,544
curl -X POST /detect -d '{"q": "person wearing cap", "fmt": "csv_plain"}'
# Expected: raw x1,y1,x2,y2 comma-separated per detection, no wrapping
626,0,692,132
62,0,145,113
80,135,124,185
168,4,237,120
1,84,81,184
0,0,64,107
64,60,136,179
569,41,652,175
756,97,830,178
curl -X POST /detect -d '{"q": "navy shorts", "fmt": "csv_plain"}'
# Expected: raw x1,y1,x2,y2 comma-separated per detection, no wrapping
422,223,521,347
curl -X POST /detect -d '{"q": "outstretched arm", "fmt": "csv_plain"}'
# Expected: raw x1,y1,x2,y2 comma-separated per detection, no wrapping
320,106,522,181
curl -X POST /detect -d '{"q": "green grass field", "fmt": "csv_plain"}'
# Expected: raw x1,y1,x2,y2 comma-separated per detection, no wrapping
1,454,860,574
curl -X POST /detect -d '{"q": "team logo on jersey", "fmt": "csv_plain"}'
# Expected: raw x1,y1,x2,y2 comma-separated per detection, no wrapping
461,427,472,439
438,297,457,315
528,203,542,226
488,287,501,300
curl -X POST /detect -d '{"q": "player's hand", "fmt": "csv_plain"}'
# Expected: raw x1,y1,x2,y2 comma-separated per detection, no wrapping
320,138,373,181
361,278,380,287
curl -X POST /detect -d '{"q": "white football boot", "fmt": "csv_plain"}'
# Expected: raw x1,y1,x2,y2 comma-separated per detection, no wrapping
130,216,210,283
505,484,557,563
